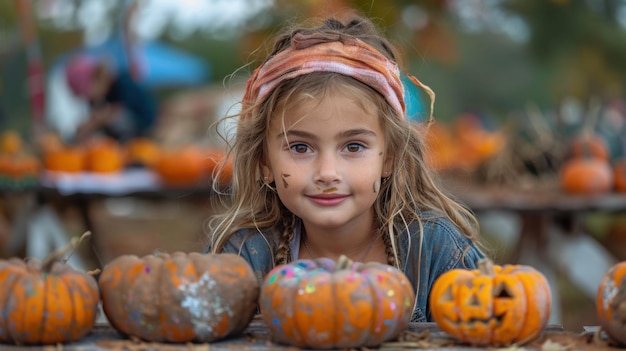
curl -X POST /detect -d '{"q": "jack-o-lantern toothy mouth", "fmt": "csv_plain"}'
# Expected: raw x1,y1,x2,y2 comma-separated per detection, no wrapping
440,282,513,327
465,313,506,327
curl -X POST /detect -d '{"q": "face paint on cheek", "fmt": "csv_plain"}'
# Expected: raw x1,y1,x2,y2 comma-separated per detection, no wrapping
373,180,380,193
281,173,290,188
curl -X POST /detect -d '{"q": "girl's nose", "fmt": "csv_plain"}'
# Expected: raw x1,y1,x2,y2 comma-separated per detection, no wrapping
314,153,341,184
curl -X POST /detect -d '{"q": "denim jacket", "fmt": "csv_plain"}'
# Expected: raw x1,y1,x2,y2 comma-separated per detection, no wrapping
210,212,484,322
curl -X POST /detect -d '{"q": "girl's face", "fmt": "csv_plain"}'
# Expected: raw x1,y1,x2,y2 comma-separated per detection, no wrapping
263,89,392,232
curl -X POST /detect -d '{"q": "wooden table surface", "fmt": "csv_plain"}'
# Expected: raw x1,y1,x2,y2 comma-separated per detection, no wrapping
440,177,626,213
1,318,615,351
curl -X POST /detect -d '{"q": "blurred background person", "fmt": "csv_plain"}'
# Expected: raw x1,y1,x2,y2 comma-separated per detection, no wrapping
64,54,157,143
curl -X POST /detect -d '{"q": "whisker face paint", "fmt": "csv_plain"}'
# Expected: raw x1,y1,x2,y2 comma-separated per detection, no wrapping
281,173,291,188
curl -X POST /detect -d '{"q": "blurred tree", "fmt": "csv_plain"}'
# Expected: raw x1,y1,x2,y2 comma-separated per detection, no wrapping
0,2,27,134
0,0,85,137
4,0,626,130
504,0,626,103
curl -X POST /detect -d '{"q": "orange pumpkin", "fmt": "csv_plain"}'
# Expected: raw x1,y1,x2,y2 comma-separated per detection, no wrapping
260,255,415,349
0,154,12,176
9,154,40,179
569,133,610,160
423,123,459,172
125,137,160,167
451,114,507,171
153,145,206,186
614,158,626,193
0,256,100,344
0,154,35,178
597,261,626,346
43,146,86,173
204,148,233,186
560,158,613,194
0,130,22,155
85,138,125,173
98,252,259,343
430,258,551,347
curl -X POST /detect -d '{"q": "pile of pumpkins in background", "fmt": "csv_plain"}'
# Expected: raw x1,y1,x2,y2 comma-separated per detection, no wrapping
1,238,626,348
0,130,232,189
423,113,626,195
422,113,507,174
0,130,40,189
560,131,626,194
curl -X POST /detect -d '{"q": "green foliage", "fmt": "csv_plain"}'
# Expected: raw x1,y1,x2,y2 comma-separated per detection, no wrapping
504,0,626,102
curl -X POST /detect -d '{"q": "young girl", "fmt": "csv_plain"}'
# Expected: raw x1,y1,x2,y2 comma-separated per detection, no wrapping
206,14,485,322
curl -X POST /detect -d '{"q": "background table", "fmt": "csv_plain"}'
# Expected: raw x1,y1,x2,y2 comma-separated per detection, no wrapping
5,169,217,271
443,177,626,325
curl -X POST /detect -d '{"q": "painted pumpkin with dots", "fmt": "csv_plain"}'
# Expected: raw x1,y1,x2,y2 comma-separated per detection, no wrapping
429,258,552,347
596,261,626,346
259,255,415,349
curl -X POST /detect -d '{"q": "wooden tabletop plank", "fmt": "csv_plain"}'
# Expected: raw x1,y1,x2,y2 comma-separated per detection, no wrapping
0,320,594,351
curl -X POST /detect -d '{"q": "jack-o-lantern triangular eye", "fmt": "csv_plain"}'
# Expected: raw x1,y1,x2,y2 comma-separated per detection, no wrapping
440,285,455,302
493,282,513,299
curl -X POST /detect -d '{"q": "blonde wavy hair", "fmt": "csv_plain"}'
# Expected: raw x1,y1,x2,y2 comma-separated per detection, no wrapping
206,15,480,269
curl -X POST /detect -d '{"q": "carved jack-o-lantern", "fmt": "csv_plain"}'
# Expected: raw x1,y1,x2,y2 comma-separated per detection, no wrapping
429,258,552,347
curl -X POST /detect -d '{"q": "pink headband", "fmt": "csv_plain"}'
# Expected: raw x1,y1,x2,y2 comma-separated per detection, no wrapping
242,32,406,119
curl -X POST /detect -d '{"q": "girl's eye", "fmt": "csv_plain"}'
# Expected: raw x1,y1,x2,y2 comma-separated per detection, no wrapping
344,143,364,153
290,143,310,154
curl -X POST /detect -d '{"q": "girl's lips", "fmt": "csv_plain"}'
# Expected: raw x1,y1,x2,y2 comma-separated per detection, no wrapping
306,194,349,206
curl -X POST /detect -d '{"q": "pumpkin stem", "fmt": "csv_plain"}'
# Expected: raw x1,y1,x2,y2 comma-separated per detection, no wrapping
61,231,92,264
477,258,496,277
41,231,91,271
88,268,101,276
336,254,353,271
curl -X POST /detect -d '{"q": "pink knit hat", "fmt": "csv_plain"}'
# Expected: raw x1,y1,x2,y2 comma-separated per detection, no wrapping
64,55,97,97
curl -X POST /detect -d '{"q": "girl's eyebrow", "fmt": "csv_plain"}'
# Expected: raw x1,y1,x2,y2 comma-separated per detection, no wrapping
277,128,377,140
338,128,378,138
276,130,316,140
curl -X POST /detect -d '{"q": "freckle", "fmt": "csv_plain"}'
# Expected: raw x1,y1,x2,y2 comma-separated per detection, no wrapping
379,152,383,156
